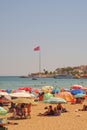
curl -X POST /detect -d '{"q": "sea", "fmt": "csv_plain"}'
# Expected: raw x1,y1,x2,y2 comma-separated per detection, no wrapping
0,76,87,91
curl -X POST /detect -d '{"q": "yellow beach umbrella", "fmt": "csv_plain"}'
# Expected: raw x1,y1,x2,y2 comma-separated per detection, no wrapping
55,91,74,102
42,86,53,93
11,98,33,104
11,98,37,105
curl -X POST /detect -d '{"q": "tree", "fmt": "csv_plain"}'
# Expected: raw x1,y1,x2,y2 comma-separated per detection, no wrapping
43,69,48,74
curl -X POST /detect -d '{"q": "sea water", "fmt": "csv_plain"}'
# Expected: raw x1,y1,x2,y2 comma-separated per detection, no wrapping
0,76,87,90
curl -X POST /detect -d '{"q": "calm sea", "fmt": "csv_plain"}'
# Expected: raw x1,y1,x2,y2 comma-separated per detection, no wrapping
0,76,87,90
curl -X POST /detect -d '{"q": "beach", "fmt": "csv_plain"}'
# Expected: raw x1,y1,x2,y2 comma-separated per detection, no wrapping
0,76,87,130
5,101,87,130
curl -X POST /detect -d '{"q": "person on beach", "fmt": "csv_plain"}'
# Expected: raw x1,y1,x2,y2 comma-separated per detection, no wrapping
56,103,63,111
9,102,15,112
38,105,54,116
56,103,67,113
45,105,54,116
38,92,44,101
21,103,26,118
53,107,61,116
78,104,87,111
27,103,31,118
75,98,84,104
12,106,17,118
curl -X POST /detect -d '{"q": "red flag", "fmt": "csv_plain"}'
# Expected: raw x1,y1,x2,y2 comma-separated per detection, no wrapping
34,46,40,51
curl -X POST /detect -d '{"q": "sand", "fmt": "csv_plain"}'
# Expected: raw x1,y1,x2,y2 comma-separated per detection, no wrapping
4,101,87,130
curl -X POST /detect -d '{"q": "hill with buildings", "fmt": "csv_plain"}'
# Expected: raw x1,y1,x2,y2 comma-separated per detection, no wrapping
20,65,87,79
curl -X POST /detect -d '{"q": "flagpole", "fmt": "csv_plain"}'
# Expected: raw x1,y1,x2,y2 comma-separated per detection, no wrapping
39,47,41,77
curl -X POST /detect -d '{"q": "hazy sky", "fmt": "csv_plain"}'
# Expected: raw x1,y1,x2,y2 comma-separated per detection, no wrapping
0,0,87,76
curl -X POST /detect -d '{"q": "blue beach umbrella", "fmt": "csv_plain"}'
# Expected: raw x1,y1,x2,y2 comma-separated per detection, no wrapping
6,89,12,93
52,88,60,94
71,89,84,95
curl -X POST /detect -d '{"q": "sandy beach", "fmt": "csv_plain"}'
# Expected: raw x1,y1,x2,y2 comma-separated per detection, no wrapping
4,101,87,130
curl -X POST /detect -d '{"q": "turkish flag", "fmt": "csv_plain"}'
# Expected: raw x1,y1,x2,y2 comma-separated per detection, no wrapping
34,46,40,51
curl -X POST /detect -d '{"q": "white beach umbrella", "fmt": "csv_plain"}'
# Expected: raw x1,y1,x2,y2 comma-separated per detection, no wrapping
0,92,11,100
29,93,36,98
0,92,9,96
9,92,32,98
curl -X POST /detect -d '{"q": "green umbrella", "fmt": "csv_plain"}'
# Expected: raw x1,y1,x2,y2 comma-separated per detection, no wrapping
43,93,53,100
0,107,8,116
74,93,85,98
43,97,67,104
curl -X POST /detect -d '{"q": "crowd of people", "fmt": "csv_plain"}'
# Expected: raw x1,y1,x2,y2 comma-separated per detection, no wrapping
9,103,31,119
38,103,68,116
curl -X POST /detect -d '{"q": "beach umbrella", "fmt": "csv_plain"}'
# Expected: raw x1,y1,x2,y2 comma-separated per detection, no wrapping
0,107,8,116
12,89,26,93
82,87,87,90
6,89,12,93
71,89,84,95
18,87,32,92
74,93,85,98
42,86,53,93
44,97,67,104
42,86,53,89
56,91,74,102
0,89,6,92
52,88,60,94
11,98,33,104
11,98,37,105
0,92,8,96
33,88,40,94
43,93,53,100
0,92,11,101
64,88,71,92
9,92,33,98
71,85,83,89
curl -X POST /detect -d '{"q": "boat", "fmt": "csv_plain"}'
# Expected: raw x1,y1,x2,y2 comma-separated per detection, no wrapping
32,77,37,80
19,75,32,78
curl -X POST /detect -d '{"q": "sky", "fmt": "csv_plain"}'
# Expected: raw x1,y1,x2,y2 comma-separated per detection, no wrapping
0,0,87,76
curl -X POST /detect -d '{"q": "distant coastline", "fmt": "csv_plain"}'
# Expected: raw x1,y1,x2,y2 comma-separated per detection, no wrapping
20,65,87,79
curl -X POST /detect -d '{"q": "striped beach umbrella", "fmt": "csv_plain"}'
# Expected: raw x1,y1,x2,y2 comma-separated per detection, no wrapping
74,93,85,98
44,97,67,104
55,91,74,102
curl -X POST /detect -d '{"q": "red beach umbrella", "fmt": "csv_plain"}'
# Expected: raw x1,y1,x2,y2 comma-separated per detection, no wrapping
34,88,40,94
71,85,83,89
18,87,32,92
23,87,32,92
0,89,6,92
